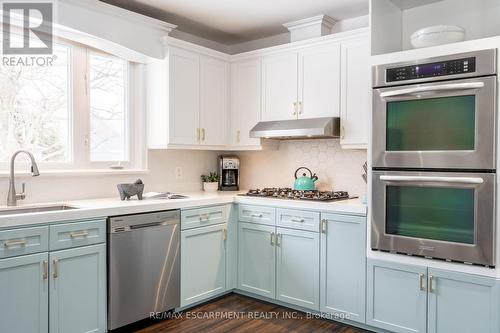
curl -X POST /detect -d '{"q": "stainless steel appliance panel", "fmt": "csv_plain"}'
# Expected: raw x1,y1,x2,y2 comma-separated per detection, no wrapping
371,170,495,266
108,210,180,330
372,76,497,169
373,49,496,87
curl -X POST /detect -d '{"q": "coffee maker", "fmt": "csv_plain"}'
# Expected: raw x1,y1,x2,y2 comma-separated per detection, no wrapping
218,156,240,191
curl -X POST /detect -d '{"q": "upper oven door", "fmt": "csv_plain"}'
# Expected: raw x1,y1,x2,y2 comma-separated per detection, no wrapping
372,170,496,266
372,76,497,170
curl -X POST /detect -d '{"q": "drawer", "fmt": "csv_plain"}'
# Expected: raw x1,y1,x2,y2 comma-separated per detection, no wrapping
181,205,227,230
238,205,275,226
49,219,106,250
0,226,49,259
276,209,320,232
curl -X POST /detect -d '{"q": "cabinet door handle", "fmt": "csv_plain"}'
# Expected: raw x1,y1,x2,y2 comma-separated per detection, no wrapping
223,228,227,241
298,101,303,114
4,239,27,248
201,128,206,141
53,259,59,279
419,273,426,291
197,128,201,142
341,125,345,140
292,102,298,116
270,232,275,246
428,275,434,293
42,260,48,280
276,233,282,247
236,130,240,143
321,219,327,233
69,230,89,238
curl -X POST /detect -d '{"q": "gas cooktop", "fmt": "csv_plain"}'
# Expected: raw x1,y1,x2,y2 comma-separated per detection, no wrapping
241,188,351,202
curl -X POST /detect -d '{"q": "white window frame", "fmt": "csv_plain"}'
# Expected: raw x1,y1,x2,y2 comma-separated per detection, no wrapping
0,36,146,173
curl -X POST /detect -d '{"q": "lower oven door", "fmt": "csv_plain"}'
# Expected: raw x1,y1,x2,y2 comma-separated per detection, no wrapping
372,170,496,266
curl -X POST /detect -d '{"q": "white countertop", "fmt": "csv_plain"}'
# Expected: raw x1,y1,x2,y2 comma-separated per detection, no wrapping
0,191,366,230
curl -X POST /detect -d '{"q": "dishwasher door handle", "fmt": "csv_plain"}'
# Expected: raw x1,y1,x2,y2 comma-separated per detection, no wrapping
111,220,179,233
129,221,167,230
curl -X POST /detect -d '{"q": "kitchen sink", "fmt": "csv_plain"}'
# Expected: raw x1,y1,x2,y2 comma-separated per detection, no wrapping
0,205,78,216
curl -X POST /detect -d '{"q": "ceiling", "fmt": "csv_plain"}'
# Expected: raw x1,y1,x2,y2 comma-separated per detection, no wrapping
101,0,369,44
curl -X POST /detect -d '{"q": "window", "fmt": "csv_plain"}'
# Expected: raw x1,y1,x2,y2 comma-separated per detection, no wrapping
89,53,128,162
0,43,70,163
0,37,142,171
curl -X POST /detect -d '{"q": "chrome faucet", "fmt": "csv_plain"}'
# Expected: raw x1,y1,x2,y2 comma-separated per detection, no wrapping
7,150,40,206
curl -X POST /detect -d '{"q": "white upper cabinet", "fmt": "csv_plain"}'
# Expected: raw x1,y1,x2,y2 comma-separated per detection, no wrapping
147,31,369,150
262,52,299,121
298,43,341,119
200,56,228,146
169,47,200,146
262,41,342,122
147,44,229,149
340,35,370,149
229,58,262,147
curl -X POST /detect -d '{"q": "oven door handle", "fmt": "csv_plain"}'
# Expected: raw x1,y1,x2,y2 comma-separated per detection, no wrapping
379,175,484,184
379,82,485,98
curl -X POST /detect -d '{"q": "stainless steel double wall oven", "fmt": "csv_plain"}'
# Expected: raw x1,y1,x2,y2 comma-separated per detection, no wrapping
372,49,497,266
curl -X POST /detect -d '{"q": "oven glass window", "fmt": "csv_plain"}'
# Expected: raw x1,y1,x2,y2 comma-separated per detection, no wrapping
386,186,474,244
386,95,475,151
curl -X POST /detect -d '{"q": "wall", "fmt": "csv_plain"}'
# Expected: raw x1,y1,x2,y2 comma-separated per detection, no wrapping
237,140,367,197
0,150,219,205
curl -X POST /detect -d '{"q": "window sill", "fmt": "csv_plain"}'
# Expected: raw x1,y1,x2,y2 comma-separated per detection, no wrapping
0,169,150,178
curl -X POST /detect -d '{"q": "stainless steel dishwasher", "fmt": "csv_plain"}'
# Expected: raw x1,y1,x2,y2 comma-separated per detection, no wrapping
108,210,180,331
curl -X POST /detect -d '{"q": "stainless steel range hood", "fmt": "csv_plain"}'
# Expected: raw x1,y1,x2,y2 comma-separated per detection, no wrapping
249,117,340,140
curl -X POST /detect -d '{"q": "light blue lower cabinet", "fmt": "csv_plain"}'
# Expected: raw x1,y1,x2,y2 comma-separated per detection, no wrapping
238,222,276,298
366,259,427,333
320,213,366,323
427,268,500,333
181,223,227,307
276,227,319,310
49,244,106,333
0,252,49,333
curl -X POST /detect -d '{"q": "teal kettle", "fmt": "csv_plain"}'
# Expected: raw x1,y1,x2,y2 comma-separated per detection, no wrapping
294,167,318,190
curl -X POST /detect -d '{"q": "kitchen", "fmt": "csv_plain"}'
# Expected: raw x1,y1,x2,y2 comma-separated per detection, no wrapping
0,0,499,332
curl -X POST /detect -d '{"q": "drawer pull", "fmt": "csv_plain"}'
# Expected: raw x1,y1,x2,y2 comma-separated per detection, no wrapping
199,213,210,221
69,230,89,238
291,218,305,223
42,261,48,280
251,213,263,218
4,239,27,248
53,259,59,278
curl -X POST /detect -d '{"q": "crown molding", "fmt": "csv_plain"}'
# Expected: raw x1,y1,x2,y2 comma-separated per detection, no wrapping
59,0,177,34
283,14,337,32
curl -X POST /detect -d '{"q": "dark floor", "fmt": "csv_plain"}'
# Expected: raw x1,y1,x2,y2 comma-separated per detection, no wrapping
127,294,372,333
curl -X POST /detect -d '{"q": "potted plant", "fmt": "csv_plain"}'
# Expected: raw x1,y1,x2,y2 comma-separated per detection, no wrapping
201,172,219,192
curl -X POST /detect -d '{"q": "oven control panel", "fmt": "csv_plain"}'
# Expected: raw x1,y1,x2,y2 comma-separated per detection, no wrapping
386,57,476,82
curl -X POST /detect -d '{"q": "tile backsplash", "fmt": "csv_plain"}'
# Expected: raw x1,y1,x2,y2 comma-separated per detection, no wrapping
238,139,367,197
